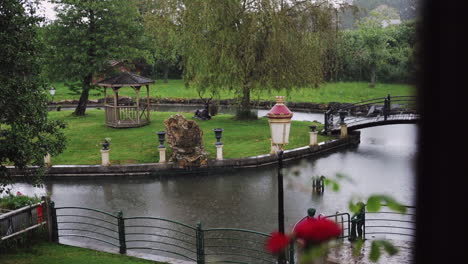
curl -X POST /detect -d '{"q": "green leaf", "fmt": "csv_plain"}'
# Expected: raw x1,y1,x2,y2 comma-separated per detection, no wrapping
381,196,407,213
349,200,360,214
352,238,364,257
332,182,340,192
369,241,381,262
381,240,399,256
366,195,382,212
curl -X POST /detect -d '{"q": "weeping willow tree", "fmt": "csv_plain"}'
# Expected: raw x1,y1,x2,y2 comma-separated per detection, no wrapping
181,0,341,118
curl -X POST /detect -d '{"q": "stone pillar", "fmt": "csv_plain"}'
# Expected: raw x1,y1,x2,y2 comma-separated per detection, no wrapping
340,124,348,139
101,149,110,166
159,148,166,163
309,131,318,146
44,153,52,167
216,144,223,160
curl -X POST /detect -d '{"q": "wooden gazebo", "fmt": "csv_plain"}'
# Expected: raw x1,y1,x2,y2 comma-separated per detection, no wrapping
96,72,155,128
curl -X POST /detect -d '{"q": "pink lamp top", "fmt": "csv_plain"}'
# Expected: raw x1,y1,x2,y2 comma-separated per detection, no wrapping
267,96,293,119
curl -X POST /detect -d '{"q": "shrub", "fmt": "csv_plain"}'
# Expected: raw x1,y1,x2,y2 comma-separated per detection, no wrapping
0,192,41,211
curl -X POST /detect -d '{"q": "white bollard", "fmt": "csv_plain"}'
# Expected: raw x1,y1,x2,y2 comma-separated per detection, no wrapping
216,145,223,160
44,153,52,167
340,124,348,139
101,149,110,166
309,131,318,146
159,148,166,163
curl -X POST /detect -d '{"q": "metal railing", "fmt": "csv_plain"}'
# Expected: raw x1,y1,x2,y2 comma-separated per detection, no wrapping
0,201,47,242
52,205,415,264
324,95,418,133
54,206,281,264
364,205,416,240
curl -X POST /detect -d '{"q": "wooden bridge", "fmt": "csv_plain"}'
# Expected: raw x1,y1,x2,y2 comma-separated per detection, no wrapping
324,95,420,134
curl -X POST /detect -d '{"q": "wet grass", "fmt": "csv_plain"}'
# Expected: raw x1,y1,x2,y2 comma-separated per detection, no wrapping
49,80,415,103
0,242,164,264
47,109,330,165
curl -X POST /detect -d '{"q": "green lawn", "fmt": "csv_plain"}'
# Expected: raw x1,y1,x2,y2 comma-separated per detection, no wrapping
49,80,415,104
0,242,163,264
47,109,330,165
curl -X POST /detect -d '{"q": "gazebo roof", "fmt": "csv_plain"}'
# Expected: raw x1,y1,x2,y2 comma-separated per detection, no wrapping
96,71,154,88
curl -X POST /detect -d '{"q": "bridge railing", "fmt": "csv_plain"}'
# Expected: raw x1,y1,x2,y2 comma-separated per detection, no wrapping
324,95,418,133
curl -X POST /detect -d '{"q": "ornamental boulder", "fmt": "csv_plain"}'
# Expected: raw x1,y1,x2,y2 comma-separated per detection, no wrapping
164,114,208,168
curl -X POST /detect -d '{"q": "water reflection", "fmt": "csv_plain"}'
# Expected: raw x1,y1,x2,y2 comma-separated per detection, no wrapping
8,112,417,236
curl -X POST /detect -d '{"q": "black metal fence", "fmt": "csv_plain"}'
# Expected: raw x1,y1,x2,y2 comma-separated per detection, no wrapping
27,204,415,264
53,206,283,264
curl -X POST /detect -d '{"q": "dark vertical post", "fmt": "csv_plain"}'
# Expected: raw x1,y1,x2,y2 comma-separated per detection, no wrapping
50,201,58,243
196,222,205,264
288,240,295,264
117,211,126,254
277,150,285,234
362,209,366,240
324,111,329,134
277,150,286,264
384,94,390,121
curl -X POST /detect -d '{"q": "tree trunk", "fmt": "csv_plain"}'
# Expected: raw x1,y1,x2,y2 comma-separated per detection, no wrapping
236,83,255,119
369,66,376,88
241,84,251,112
163,62,169,83
73,74,92,116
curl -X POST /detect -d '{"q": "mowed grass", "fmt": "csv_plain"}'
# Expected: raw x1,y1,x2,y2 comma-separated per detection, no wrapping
50,80,415,103
47,109,330,165
0,242,164,264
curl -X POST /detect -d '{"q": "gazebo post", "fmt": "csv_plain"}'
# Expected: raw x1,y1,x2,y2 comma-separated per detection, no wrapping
146,85,150,121
104,87,107,105
113,88,119,122
135,86,140,124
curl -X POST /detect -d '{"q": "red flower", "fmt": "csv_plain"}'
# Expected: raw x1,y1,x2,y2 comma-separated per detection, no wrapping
16,191,23,196
266,232,290,254
293,218,341,243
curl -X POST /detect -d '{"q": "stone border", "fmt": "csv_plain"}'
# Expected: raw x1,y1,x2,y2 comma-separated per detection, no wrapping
8,132,360,178
48,98,346,113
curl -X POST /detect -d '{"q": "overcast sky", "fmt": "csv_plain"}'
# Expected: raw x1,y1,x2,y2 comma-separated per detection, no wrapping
37,1,57,21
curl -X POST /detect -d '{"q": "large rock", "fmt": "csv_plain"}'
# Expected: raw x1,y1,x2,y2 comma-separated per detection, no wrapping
164,114,208,168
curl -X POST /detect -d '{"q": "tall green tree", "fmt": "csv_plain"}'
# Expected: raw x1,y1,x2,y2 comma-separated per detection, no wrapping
352,7,395,87
44,0,145,116
181,0,338,118
0,0,66,190
141,0,182,83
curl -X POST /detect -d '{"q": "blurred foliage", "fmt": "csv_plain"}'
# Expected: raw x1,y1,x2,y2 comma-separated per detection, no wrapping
0,193,41,210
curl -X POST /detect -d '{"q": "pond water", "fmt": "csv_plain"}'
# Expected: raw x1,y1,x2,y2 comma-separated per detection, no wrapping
11,108,417,236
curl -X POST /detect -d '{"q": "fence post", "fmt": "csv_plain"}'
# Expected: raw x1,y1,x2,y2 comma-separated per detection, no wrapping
324,111,329,134
50,201,59,243
288,241,295,264
196,222,205,264
384,94,390,121
117,211,126,254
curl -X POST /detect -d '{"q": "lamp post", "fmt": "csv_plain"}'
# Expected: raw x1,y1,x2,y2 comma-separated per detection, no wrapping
267,96,293,264
49,87,56,101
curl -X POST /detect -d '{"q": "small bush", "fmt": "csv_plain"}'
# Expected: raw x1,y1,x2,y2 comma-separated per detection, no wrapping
235,110,258,120
0,192,41,211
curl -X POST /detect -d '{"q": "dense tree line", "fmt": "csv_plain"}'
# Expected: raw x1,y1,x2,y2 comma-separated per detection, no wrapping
37,0,418,117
